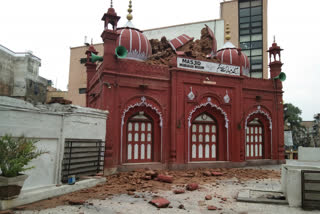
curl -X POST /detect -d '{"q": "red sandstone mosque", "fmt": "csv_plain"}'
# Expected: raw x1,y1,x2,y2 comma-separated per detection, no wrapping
84,1,285,174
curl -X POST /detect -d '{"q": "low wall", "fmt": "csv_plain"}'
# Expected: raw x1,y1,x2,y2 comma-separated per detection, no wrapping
281,160,320,207
0,96,108,191
298,146,320,161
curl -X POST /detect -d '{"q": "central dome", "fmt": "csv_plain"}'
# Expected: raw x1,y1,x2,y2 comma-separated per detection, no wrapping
116,28,152,61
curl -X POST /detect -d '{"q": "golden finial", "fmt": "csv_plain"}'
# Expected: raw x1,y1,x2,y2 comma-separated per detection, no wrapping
225,23,231,41
127,0,133,21
110,0,113,8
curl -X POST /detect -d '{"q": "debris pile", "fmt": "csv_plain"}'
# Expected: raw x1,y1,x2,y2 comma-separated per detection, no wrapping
147,27,219,66
20,168,280,211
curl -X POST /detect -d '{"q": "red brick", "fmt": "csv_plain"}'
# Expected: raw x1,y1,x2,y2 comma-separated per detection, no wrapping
157,174,173,183
173,189,185,194
186,183,199,191
149,197,170,208
205,195,212,200
207,205,218,210
211,171,223,176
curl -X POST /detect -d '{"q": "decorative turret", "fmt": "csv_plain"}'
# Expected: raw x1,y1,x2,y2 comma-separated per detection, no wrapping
101,0,121,30
267,37,284,79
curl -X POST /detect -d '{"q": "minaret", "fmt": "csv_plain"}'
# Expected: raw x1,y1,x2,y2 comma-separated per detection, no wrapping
267,37,283,79
101,0,121,69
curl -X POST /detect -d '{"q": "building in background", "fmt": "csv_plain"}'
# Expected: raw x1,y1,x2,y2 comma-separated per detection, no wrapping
0,44,48,103
221,0,268,79
66,0,269,107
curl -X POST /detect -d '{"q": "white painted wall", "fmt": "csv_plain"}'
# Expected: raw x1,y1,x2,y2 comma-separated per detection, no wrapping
281,160,320,207
298,146,320,161
143,19,225,50
0,96,108,191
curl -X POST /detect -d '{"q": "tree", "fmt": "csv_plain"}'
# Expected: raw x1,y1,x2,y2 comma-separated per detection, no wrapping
283,103,307,147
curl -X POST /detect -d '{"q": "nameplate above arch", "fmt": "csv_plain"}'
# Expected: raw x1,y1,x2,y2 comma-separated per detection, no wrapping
177,57,240,76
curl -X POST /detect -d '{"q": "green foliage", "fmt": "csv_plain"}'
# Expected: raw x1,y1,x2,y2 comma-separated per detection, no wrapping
0,135,47,177
283,103,307,147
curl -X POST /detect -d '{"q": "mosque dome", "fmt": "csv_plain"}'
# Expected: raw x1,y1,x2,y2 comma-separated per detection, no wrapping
216,43,250,71
115,0,152,61
216,24,250,75
116,27,152,61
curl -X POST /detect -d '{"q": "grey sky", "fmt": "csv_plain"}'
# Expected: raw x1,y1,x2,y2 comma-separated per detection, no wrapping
0,0,319,120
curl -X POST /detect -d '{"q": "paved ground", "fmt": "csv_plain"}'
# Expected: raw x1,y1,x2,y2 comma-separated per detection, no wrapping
10,165,320,214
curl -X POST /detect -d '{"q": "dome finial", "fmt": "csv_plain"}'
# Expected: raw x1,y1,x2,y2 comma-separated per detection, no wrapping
225,23,231,41
127,0,133,21
273,35,276,43
110,0,113,8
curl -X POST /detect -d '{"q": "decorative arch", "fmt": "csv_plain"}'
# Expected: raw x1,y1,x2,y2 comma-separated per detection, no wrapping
120,96,163,163
244,105,272,160
187,97,229,162
245,105,272,130
188,97,229,128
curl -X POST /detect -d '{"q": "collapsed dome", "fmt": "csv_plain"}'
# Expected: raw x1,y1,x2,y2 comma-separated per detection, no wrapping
216,42,250,76
116,28,152,61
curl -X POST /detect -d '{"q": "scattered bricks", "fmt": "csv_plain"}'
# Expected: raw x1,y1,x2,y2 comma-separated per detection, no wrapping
134,195,140,198
68,199,86,205
211,171,223,176
207,205,218,210
149,197,170,208
221,197,227,201
173,189,185,194
205,195,212,200
157,174,173,183
186,183,199,191
0,210,14,214
203,171,212,176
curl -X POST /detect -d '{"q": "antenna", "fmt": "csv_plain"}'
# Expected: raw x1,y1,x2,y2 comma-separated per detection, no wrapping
84,36,90,46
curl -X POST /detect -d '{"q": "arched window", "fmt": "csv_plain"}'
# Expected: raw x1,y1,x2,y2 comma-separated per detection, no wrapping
126,112,153,162
191,113,217,161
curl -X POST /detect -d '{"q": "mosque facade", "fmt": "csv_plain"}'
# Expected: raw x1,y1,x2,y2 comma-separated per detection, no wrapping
84,2,285,173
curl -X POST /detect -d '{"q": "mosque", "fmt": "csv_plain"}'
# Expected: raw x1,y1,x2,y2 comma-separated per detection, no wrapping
84,1,285,174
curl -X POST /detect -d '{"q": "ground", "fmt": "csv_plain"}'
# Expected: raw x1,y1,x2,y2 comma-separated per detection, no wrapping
5,166,319,214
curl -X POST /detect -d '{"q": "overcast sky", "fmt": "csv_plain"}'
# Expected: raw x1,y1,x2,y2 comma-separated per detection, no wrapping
0,0,319,120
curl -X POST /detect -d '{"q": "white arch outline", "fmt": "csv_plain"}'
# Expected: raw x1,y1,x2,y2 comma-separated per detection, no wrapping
120,96,163,164
244,105,272,160
187,98,229,162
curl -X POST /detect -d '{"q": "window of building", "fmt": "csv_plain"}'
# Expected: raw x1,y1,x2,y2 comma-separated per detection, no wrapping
79,88,87,94
238,0,263,78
